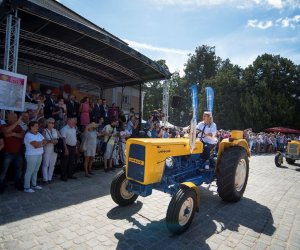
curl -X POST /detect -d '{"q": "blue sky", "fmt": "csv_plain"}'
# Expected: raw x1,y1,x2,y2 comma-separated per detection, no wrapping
58,0,300,74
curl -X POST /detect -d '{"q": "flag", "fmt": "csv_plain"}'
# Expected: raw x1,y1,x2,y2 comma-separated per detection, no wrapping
205,87,214,113
190,84,198,153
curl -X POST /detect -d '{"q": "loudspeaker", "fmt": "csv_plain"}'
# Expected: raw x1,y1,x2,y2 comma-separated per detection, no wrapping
171,96,182,108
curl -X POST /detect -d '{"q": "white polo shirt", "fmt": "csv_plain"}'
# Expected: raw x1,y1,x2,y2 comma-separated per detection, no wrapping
196,121,218,144
60,125,77,146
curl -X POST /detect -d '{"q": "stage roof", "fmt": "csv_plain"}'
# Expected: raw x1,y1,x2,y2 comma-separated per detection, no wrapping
0,0,171,91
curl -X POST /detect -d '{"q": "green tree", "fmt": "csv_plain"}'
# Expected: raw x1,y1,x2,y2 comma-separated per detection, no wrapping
241,54,300,131
205,59,245,129
184,45,222,91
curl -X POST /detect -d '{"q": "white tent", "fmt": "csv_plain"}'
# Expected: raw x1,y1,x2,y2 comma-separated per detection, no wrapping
159,121,177,129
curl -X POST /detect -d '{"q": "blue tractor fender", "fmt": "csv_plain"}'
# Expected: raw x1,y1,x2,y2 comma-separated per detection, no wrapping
180,182,200,212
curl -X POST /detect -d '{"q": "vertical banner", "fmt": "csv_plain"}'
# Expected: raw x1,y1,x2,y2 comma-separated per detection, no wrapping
191,84,198,121
205,86,214,113
189,84,198,153
0,69,27,111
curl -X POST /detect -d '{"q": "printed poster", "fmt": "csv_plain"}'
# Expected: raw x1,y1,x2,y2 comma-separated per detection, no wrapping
0,69,27,111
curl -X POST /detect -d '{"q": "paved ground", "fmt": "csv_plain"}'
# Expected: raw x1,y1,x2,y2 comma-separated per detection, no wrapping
0,154,300,250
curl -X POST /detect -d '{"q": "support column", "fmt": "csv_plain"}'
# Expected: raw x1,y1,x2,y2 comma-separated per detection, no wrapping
4,11,21,73
162,80,169,126
138,83,142,130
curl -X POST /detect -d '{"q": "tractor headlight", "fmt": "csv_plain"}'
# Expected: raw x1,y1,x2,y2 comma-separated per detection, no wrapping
165,157,174,169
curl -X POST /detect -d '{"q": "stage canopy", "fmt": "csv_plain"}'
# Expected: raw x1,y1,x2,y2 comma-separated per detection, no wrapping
0,0,171,92
265,127,300,134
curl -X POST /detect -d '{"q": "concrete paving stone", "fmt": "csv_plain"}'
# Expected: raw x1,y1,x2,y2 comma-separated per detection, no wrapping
83,231,98,241
45,225,61,233
85,238,100,248
288,244,300,250
288,238,300,248
92,246,107,250
246,229,261,238
274,230,290,242
240,239,255,248
269,244,287,250
36,235,53,245
72,236,87,245
205,240,220,250
253,241,269,250
75,228,89,236
12,229,28,239
218,245,234,250
1,239,20,249
54,235,67,245
66,224,81,232
96,235,109,242
21,239,39,250
272,238,288,247
59,240,74,249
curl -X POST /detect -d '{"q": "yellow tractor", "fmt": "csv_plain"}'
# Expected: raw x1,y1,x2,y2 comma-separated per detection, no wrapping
275,140,300,167
110,131,250,234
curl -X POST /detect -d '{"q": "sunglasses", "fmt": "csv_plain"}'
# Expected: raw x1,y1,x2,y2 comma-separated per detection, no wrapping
48,122,55,124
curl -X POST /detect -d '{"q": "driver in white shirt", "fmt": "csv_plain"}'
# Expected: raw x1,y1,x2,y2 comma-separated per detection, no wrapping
196,111,218,162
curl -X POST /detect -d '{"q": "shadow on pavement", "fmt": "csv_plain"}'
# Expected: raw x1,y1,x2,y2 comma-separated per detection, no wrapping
0,168,118,225
108,187,276,249
276,165,288,169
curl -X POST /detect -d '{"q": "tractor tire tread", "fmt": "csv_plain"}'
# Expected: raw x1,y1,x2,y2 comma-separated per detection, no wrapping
217,147,249,202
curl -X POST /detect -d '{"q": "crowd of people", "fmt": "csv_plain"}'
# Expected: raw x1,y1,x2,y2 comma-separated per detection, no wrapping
217,129,299,154
0,86,141,194
0,87,299,194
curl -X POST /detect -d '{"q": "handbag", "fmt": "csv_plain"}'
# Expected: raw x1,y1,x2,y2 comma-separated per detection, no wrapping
99,141,107,155
55,137,64,154
99,128,114,155
79,135,88,152
45,129,62,154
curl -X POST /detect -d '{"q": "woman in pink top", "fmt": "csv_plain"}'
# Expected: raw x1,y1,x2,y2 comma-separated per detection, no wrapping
79,97,90,128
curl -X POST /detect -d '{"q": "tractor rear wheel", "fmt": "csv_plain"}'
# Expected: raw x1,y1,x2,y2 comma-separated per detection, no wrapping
166,187,197,235
217,147,249,202
286,158,295,165
110,169,138,206
275,153,283,167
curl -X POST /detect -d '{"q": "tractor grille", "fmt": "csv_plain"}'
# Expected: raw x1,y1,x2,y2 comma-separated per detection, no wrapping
289,144,298,155
127,144,145,182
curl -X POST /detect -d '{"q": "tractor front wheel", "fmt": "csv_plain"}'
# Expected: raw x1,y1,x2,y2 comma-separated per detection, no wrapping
166,187,197,235
110,169,138,206
217,147,249,202
286,157,295,165
275,153,283,167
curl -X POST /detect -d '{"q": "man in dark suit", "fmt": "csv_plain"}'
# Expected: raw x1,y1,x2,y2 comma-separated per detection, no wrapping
66,94,79,118
91,99,102,122
99,99,110,124
44,92,57,119
25,85,33,103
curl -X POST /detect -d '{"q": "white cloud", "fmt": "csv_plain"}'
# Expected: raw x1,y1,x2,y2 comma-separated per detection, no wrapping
267,0,283,8
247,19,273,29
124,40,190,55
276,15,300,28
124,39,191,75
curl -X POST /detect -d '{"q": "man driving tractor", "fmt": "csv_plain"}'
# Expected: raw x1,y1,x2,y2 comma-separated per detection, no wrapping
196,111,218,162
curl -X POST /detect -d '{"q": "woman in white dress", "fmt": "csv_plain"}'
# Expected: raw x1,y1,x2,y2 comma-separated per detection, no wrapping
82,122,101,177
